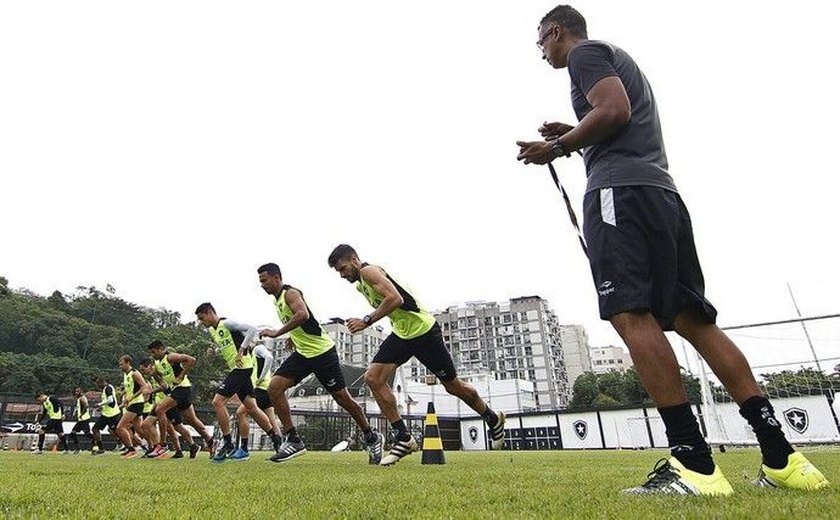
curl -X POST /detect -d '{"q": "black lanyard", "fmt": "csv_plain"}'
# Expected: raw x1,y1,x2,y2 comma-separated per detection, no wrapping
547,161,588,256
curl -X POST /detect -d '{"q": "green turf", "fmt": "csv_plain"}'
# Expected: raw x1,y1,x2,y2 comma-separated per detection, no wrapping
0,447,836,518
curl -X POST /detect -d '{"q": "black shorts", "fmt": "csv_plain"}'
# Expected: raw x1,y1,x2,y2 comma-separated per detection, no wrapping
217,368,255,402
275,347,346,392
41,419,64,435
71,420,91,435
582,186,718,331
125,403,145,416
93,413,121,431
254,388,272,410
170,386,193,411
165,407,183,425
372,323,457,382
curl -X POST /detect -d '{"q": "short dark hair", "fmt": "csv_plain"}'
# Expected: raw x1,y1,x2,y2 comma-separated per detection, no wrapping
147,340,164,351
195,302,215,315
119,354,132,364
541,5,587,38
139,358,154,367
328,244,357,268
35,391,46,399
257,263,282,277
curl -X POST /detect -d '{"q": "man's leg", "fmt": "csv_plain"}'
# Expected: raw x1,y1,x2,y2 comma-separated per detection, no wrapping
211,393,235,461
365,363,417,465
267,375,306,463
115,412,138,457
331,388,383,464
674,309,829,489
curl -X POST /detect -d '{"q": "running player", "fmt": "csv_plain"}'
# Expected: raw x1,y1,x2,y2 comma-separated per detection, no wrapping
68,387,93,454
33,392,68,454
114,354,150,459
91,377,121,455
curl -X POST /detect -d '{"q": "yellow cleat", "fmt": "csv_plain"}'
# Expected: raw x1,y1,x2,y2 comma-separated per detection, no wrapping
755,452,830,490
623,457,734,496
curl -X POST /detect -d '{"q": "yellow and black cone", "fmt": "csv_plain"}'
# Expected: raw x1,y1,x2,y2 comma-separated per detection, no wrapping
421,402,445,465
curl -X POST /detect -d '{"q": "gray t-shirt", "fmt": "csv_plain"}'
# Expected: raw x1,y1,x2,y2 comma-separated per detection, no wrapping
568,40,677,194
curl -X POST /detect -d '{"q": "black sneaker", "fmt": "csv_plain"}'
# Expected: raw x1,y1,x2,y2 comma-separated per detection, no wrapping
170,450,184,459
366,431,384,465
212,443,235,463
380,436,417,466
268,440,307,463
189,444,201,459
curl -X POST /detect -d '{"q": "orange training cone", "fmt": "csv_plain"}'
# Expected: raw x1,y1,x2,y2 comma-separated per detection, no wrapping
421,402,445,465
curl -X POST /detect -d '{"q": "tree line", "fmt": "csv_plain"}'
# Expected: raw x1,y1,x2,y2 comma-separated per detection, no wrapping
0,276,226,402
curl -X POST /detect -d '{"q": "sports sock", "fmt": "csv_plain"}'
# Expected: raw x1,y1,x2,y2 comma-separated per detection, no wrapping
739,395,794,469
391,420,410,442
481,407,499,428
240,438,248,451
286,427,301,443
659,402,715,475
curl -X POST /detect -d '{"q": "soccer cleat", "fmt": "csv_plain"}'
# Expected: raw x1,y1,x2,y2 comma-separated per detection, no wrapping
212,443,235,463
230,447,250,461
31,449,44,455
754,452,830,490
62,449,72,455
147,444,167,459
380,436,418,466
367,431,384,465
622,457,733,496
170,450,184,459
189,444,201,459
268,440,307,463
73,449,81,455
122,449,139,460
489,411,506,450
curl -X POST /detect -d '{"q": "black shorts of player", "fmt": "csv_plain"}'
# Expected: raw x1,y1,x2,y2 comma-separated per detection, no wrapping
254,388,272,410
125,403,145,416
41,419,64,435
217,368,255,402
93,413,121,431
582,186,718,331
165,407,183,425
275,347,346,393
169,386,193,411
71,419,91,435
372,323,457,382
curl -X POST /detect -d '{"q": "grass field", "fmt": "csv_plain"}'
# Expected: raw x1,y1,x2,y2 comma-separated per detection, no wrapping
0,447,836,518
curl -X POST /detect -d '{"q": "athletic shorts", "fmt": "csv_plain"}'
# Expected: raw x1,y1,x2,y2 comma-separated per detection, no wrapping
71,420,91,434
582,186,718,330
275,347,346,392
372,323,457,382
93,413,121,431
165,407,183,425
41,419,64,435
125,403,145,416
217,368,255,402
170,386,192,411
254,388,272,410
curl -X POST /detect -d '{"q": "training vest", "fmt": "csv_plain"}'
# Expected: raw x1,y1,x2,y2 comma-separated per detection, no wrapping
274,285,334,358
43,397,62,420
155,353,191,388
76,397,91,421
123,370,145,405
100,385,120,418
209,320,255,371
357,264,436,340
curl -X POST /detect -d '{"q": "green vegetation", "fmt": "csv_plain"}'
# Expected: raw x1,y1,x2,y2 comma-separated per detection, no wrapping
0,279,224,401
0,449,836,518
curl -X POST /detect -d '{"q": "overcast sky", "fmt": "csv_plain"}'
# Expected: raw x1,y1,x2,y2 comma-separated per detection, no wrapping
2,1,838,373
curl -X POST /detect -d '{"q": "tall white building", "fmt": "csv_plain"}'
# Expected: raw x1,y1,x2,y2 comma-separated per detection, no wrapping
321,318,387,366
590,345,634,374
432,296,590,410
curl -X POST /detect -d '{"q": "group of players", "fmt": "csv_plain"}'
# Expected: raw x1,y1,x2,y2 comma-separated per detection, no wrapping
31,245,507,466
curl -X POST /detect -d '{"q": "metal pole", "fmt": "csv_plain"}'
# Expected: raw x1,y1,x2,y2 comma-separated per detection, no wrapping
786,283,823,372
